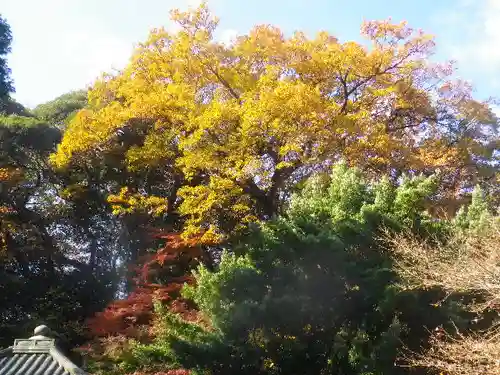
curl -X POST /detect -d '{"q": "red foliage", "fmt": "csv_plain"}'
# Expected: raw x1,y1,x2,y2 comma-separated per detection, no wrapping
87,232,203,338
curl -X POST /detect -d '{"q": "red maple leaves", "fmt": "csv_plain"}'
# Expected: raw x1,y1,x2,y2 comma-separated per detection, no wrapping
87,232,203,338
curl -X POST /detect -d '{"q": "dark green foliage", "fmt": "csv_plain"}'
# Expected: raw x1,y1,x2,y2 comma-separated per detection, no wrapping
0,99,159,350
119,164,468,375
453,185,495,232
33,90,88,128
0,15,13,108
0,114,117,348
0,98,31,116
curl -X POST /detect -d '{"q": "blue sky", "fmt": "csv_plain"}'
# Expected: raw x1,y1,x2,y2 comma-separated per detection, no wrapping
2,0,499,108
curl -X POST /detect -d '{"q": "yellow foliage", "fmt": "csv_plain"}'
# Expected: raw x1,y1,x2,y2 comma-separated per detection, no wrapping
178,176,256,241
60,184,87,200
51,2,498,239
107,187,168,217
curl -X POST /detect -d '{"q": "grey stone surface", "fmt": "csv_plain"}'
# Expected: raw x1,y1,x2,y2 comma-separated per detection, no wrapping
0,325,88,375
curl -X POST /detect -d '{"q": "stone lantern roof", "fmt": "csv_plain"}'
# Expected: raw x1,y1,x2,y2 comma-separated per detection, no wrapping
0,325,88,375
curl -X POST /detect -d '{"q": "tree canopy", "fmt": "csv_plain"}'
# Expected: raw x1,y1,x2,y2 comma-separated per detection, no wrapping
51,4,498,243
0,15,13,109
33,90,88,128
0,3,499,375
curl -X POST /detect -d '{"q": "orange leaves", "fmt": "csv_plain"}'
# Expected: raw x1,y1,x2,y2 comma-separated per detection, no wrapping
0,167,20,181
89,288,156,337
0,167,24,187
88,282,199,338
0,206,12,214
88,281,185,337
88,232,202,338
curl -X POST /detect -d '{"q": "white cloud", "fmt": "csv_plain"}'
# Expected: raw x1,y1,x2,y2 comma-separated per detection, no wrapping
428,0,500,99
218,28,239,46
490,104,500,117
61,31,133,82
445,0,500,72
186,0,204,6
4,0,222,107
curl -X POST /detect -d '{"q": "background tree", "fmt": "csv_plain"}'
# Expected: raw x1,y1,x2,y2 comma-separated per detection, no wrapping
33,90,88,128
0,97,122,349
0,113,114,347
0,15,13,109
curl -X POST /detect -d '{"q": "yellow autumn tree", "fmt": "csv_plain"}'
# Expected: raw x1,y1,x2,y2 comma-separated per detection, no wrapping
51,2,498,241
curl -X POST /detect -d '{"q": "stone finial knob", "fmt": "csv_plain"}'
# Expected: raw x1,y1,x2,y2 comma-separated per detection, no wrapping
33,325,51,337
